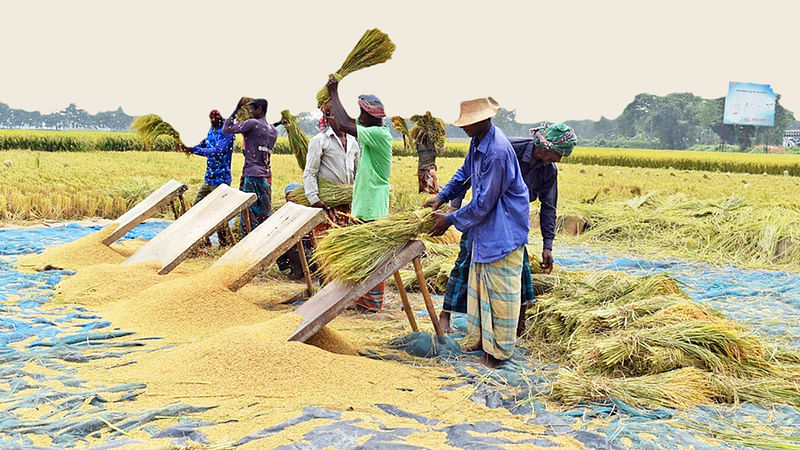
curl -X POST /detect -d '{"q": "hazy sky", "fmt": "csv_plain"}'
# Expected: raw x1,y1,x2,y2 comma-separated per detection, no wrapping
1,0,798,142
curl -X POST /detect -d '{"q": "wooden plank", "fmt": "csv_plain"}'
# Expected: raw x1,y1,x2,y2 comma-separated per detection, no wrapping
209,202,326,291
288,240,426,343
297,240,314,297
103,179,187,245
123,184,256,274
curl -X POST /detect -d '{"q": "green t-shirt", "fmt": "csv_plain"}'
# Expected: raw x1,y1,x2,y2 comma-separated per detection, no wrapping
352,122,392,220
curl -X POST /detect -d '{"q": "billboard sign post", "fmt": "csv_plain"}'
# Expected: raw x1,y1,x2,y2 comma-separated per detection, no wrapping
722,82,776,127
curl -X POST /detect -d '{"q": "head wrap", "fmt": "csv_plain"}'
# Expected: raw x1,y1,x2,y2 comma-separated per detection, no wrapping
532,123,577,157
209,109,221,117
285,183,301,196
357,94,386,119
318,106,331,131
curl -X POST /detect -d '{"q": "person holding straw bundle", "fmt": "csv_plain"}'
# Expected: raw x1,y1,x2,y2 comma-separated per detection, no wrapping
437,123,578,336
223,97,277,235
302,106,361,238
325,77,392,311
424,97,530,368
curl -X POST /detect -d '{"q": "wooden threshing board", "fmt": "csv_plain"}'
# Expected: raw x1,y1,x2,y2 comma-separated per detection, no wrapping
102,179,187,245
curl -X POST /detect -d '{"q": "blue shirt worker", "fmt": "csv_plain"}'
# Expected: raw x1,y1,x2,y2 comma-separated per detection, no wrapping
183,109,235,245
424,97,530,368
438,123,577,337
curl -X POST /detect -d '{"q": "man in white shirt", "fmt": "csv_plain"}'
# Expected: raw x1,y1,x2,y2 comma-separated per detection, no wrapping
302,106,360,231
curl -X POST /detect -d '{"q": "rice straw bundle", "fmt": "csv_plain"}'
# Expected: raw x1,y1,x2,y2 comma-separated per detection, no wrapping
286,178,353,207
313,208,438,282
316,29,396,107
130,114,184,152
236,97,253,122
280,109,309,170
410,112,447,150
391,116,414,152
552,367,714,409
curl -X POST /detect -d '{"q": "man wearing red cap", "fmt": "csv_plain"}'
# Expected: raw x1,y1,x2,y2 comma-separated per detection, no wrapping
325,77,393,310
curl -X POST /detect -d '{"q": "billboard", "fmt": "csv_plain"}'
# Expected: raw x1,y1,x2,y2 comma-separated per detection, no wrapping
723,82,776,126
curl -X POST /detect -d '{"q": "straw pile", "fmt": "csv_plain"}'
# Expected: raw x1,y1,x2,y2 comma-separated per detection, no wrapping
316,29,396,107
286,178,353,207
410,112,447,150
16,225,125,271
563,193,800,270
313,208,438,282
130,114,184,152
526,270,800,409
280,109,309,170
391,116,414,152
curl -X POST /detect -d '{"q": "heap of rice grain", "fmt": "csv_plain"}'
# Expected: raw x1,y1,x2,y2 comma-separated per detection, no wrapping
16,226,126,271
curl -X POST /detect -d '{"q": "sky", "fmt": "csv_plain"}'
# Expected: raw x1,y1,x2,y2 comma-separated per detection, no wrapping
1,0,798,142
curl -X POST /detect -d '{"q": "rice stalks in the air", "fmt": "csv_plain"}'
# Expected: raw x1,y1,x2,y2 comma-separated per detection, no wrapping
130,114,184,152
391,116,414,152
410,112,447,150
280,109,309,170
286,178,352,207
316,29,396,107
236,97,253,122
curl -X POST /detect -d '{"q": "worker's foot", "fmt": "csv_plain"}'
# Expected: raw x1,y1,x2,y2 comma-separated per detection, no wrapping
462,342,481,353
438,311,453,334
479,353,501,369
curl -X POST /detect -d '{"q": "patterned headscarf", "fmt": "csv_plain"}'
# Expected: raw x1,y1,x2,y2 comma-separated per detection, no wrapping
532,123,577,157
209,109,221,117
357,94,386,119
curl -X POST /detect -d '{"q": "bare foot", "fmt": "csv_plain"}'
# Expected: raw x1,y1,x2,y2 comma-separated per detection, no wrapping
462,342,482,353
479,353,501,369
438,311,453,334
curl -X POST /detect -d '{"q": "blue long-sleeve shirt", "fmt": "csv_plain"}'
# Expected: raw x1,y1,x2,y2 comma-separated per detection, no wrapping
508,138,558,250
192,126,234,186
437,125,530,263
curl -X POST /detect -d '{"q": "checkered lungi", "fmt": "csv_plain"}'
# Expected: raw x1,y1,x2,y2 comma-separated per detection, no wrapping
239,176,272,235
443,231,534,314
464,246,524,360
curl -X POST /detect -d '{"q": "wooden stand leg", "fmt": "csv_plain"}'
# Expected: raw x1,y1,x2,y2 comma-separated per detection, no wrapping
178,194,188,214
393,271,419,332
170,200,180,220
243,210,252,234
413,257,444,336
296,240,314,297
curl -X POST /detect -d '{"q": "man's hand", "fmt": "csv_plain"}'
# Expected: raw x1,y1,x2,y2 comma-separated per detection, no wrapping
326,76,339,92
423,196,443,210
182,144,193,153
540,248,554,274
428,211,450,236
312,200,329,211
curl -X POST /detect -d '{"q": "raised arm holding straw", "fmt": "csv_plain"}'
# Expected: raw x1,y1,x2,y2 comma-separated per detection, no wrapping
325,77,393,311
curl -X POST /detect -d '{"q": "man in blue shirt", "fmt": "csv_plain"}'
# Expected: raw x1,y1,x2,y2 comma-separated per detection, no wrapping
437,123,577,337
424,97,530,368
183,109,235,244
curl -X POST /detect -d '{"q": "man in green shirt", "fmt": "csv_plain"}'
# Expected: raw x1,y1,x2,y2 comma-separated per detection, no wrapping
326,77,393,310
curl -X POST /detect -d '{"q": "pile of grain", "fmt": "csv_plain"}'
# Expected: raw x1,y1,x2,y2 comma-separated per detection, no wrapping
16,226,125,271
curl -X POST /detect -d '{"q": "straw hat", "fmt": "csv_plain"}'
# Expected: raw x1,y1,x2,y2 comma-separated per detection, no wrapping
452,97,500,127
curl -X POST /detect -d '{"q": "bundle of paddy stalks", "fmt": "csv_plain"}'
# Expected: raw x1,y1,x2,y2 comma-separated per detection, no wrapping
390,255,455,294
286,178,352,207
525,270,800,409
313,208,439,282
16,225,126,271
391,116,414,152
410,111,447,150
236,97,253,122
280,109,309,170
561,192,800,270
130,114,184,152
316,28,396,107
